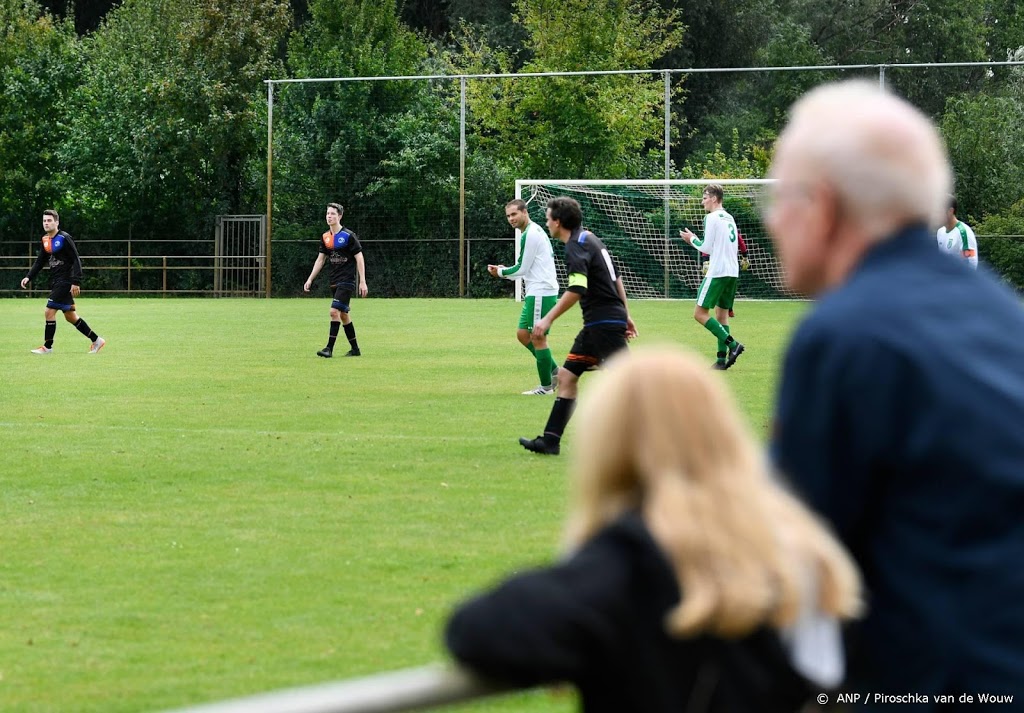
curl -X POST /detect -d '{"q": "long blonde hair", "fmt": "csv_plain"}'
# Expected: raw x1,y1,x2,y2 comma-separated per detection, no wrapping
565,347,862,638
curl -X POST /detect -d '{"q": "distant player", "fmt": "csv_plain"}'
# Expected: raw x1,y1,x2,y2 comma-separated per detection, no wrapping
20,209,106,355
303,203,367,358
936,195,978,269
488,199,560,395
519,197,638,456
680,184,745,369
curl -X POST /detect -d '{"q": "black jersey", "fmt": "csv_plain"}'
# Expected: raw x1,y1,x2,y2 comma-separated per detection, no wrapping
318,227,363,286
26,231,83,288
563,229,627,327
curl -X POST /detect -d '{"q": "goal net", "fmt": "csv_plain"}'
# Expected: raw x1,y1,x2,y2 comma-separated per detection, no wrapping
513,179,793,301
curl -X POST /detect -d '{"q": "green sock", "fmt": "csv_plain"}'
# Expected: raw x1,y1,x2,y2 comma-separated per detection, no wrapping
525,342,536,355
717,324,730,357
704,317,730,343
536,348,554,387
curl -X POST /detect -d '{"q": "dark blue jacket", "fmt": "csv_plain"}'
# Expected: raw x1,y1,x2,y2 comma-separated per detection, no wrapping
772,224,1024,707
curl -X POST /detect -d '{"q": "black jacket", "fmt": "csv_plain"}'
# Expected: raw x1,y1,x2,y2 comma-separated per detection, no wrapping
446,512,814,713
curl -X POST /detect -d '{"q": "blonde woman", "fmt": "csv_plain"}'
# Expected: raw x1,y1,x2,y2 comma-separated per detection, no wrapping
446,347,862,712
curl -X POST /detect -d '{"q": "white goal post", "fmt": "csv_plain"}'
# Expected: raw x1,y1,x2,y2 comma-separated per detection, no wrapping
512,179,789,302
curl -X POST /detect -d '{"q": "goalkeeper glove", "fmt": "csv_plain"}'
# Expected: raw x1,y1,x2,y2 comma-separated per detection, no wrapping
739,256,751,272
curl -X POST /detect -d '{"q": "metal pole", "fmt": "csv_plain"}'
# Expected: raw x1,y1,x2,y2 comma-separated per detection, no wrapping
159,664,514,713
127,224,132,293
663,71,671,298
459,77,467,297
514,181,523,303
879,65,887,90
266,82,274,298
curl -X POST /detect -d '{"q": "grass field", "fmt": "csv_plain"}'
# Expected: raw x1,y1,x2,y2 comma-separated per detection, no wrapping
0,296,807,712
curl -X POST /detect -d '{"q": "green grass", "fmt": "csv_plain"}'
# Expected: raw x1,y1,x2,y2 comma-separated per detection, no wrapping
0,297,807,712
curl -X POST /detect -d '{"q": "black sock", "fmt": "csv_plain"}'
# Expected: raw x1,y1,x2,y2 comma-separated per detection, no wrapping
543,397,577,442
327,321,340,349
44,320,56,348
344,322,359,351
74,318,97,341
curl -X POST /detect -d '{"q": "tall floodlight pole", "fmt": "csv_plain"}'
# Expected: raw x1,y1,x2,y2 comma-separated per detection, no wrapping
266,81,274,298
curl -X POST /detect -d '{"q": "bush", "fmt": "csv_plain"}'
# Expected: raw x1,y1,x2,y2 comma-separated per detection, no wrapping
976,200,1024,291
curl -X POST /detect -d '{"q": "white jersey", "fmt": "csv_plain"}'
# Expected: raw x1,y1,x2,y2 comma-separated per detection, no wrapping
691,209,739,278
500,221,558,297
936,221,978,269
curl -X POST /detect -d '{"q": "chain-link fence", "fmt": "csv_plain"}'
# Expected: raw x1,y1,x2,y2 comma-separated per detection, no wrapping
3,61,1022,298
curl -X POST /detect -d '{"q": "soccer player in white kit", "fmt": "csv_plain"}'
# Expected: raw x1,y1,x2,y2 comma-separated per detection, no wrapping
489,199,560,394
680,184,745,369
936,196,978,269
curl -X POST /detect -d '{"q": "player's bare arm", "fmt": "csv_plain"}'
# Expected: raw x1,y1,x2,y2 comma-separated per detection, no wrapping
356,252,368,297
615,277,638,339
304,253,326,292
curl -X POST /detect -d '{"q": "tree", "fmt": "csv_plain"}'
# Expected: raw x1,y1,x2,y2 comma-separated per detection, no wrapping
975,200,1024,291
453,0,684,179
59,0,290,238
940,67,1024,221
0,0,80,246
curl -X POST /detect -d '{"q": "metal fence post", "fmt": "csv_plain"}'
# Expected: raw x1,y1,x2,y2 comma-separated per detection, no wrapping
459,76,467,298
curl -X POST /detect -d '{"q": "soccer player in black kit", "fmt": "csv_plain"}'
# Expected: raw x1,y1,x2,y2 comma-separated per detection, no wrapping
20,209,106,355
519,197,637,455
303,203,368,358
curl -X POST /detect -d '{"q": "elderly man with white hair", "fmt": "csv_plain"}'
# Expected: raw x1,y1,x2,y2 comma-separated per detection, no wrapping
766,80,1024,708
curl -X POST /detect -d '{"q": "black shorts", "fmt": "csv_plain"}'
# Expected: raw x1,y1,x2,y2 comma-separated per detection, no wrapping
563,325,628,377
330,283,355,313
46,284,75,312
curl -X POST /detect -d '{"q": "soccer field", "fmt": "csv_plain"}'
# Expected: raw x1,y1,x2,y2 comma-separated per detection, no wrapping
0,297,806,712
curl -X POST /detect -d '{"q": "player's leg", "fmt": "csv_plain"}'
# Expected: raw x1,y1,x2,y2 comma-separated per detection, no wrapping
335,284,360,356
319,305,341,358
517,298,546,393
713,306,729,368
33,304,60,353
716,280,744,368
520,296,556,394
64,307,105,353
520,327,625,455
695,277,734,367
535,294,560,390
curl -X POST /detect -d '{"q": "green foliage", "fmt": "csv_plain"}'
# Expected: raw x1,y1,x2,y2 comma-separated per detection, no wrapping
680,129,771,179
58,0,290,238
976,200,1024,290
940,85,1024,221
0,0,80,244
275,0,437,237
452,0,684,179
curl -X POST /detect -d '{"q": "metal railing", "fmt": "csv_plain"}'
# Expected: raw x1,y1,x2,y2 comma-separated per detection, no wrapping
161,664,516,713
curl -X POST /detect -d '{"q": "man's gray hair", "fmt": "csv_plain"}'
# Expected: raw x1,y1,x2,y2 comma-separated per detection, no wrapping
786,81,953,238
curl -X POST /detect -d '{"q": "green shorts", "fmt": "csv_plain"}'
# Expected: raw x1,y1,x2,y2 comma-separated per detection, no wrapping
696,276,738,310
518,294,559,331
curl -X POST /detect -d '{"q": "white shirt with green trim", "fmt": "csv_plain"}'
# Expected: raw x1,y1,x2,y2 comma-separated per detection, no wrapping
936,221,978,269
500,221,558,297
690,209,739,278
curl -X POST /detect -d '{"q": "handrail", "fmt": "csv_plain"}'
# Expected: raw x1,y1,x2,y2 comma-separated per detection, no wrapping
160,664,516,713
